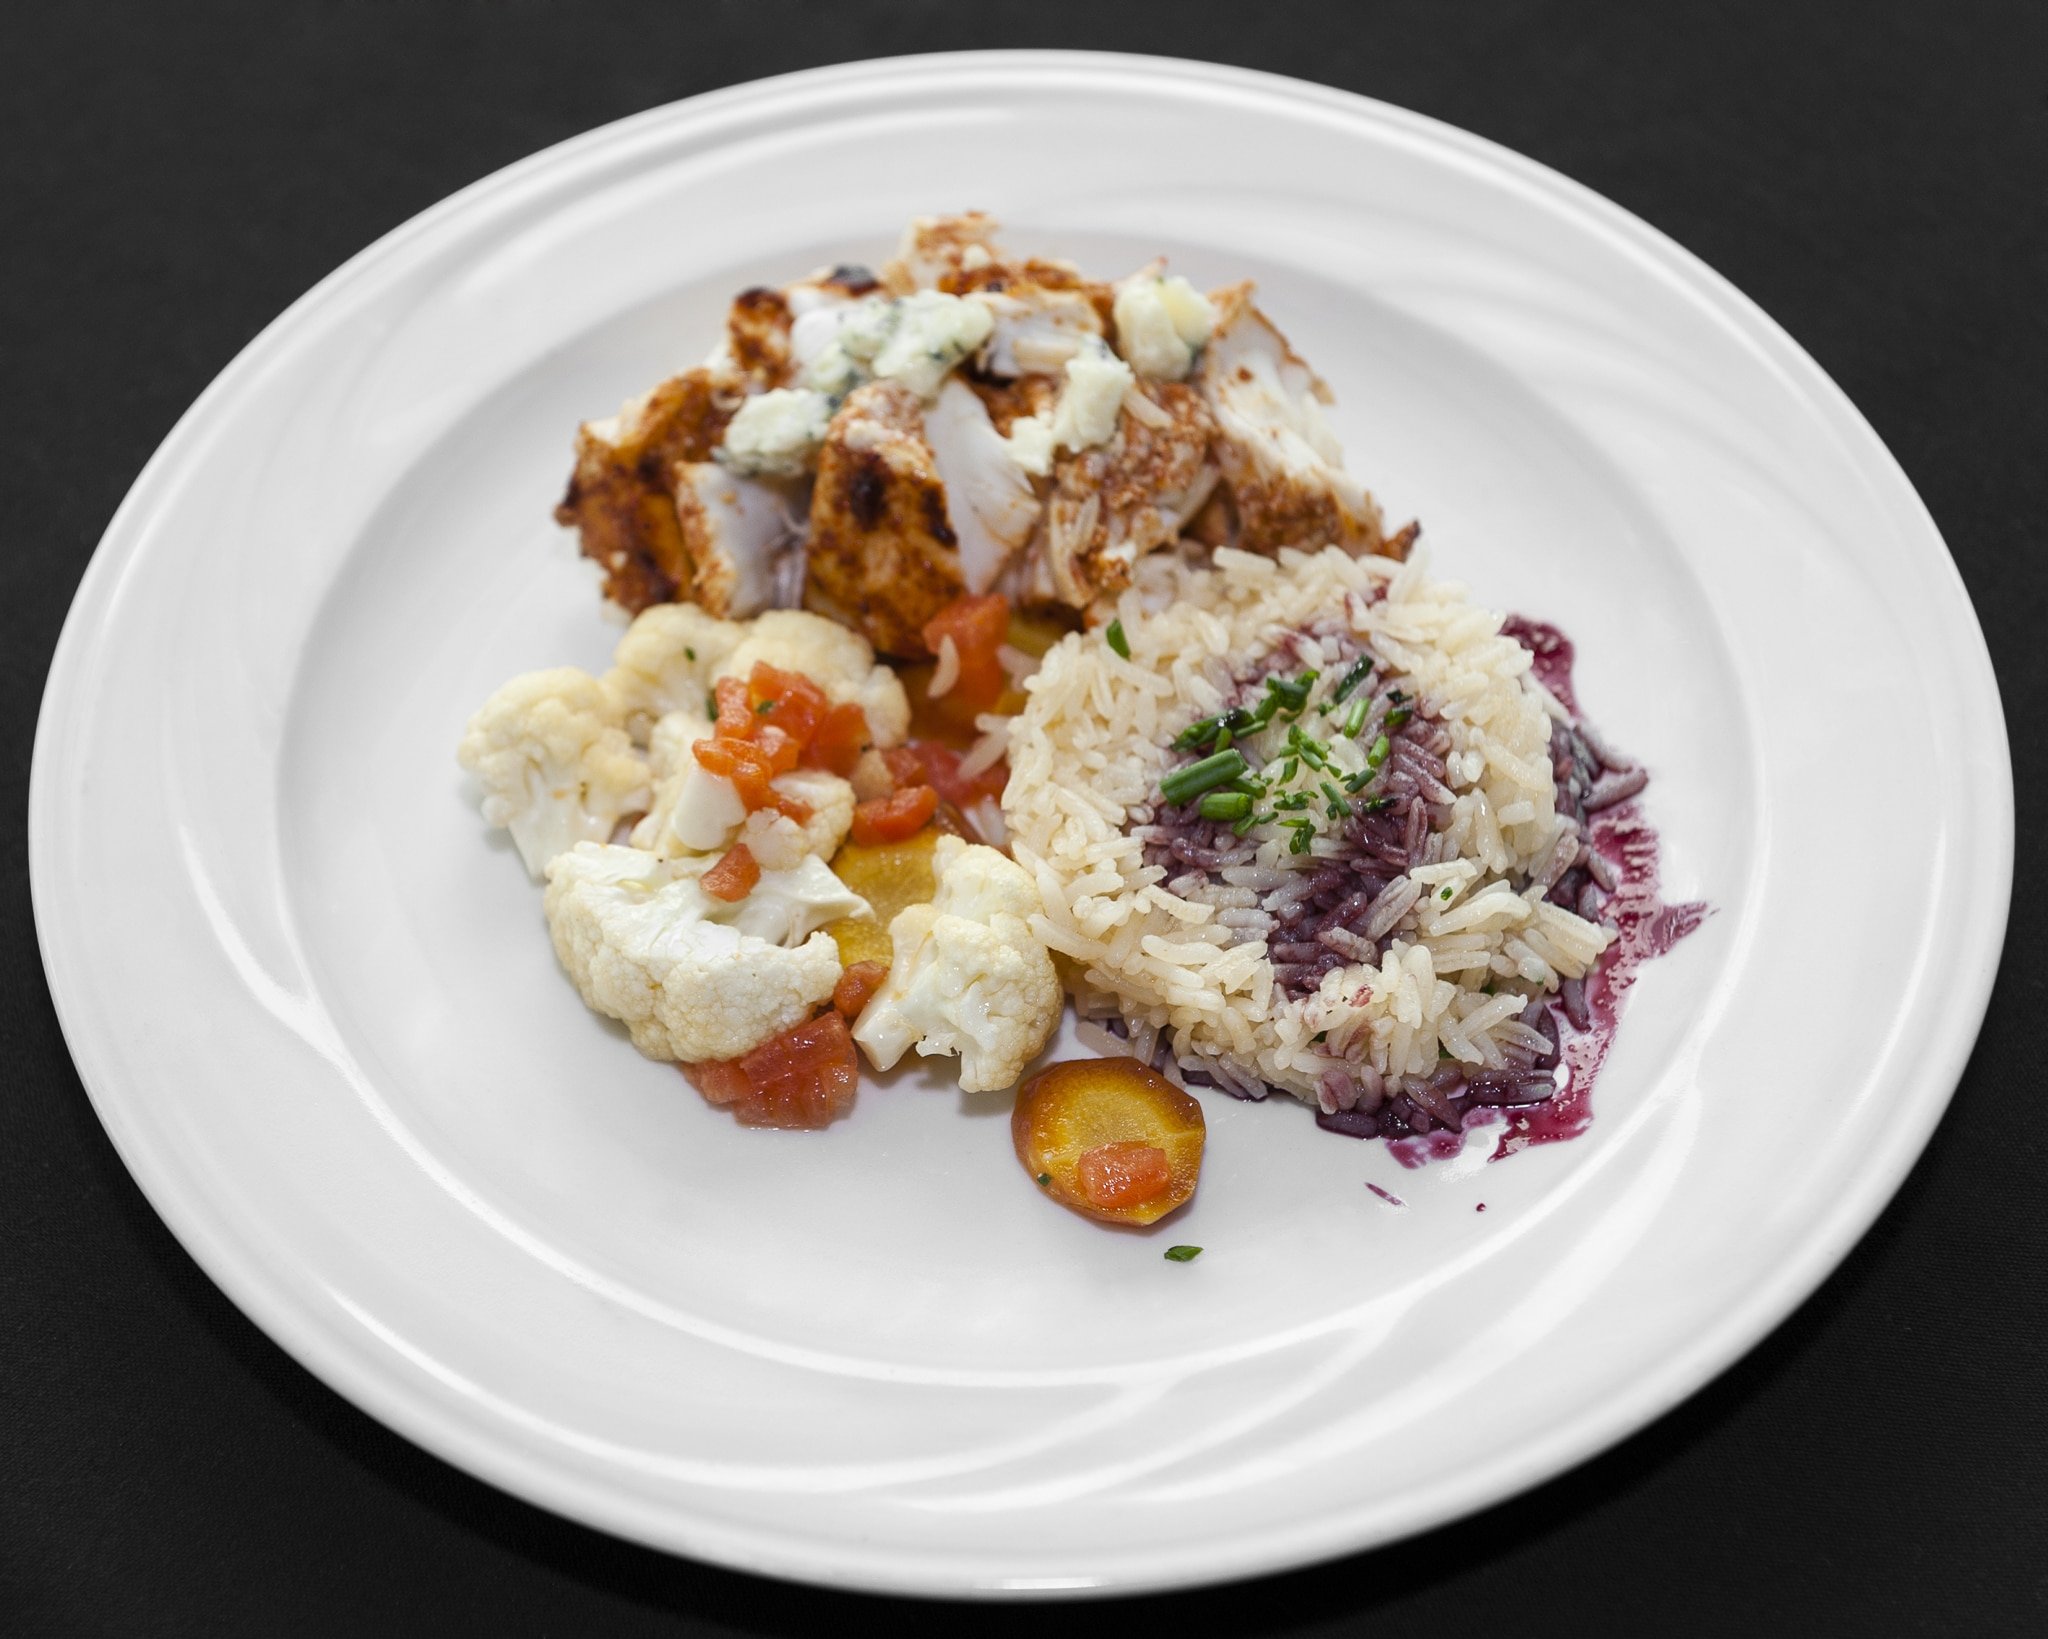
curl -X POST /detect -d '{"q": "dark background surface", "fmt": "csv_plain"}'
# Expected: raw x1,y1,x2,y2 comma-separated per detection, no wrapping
5,3,2044,1634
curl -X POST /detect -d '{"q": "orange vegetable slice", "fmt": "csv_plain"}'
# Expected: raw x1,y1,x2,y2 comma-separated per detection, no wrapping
1012,1059,1205,1226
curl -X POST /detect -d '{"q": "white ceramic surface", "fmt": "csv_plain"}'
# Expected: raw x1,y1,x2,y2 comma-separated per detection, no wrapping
30,53,2011,1597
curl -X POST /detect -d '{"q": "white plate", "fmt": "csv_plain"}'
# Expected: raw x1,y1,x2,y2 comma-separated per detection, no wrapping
30,52,2011,1597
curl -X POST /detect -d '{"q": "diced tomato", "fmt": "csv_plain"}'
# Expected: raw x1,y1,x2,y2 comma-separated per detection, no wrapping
881,745,928,790
684,1012,860,1129
803,701,870,776
684,1056,751,1106
831,960,889,1021
692,736,774,807
876,740,1006,807
747,662,829,747
922,592,1010,715
767,789,814,824
1074,1141,1174,1210
700,843,760,902
712,675,755,740
851,784,938,846
753,722,801,775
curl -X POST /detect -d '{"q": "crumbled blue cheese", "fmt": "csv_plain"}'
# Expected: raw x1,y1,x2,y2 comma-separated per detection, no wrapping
1111,273,1216,380
798,291,993,403
1004,339,1135,475
720,388,834,478
868,291,995,398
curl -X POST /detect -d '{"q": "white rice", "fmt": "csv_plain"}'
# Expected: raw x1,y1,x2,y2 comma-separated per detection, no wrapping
1002,546,1611,1108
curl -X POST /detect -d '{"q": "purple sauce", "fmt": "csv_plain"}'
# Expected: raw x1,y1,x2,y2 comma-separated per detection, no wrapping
1487,618,1709,1161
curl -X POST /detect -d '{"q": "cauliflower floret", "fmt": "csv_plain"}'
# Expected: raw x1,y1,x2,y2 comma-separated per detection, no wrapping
458,669,649,881
604,603,743,736
773,768,857,859
543,843,868,1063
716,610,910,746
631,712,856,861
852,836,1062,1092
630,708,736,854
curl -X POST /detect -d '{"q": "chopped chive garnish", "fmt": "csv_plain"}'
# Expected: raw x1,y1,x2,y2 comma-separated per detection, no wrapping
1321,780,1352,819
1275,792,1312,811
1278,757,1299,784
1281,816,1316,854
1331,655,1376,703
1342,767,1375,793
1386,707,1413,732
1214,725,1232,752
705,689,719,718
1037,1173,1052,1186
1265,672,1314,712
1232,810,1273,836
1341,697,1370,738
1367,733,1392,771
1440,886,1455,900
755,699,776,714
1287,726,1331,771
684,646,697,661
1172,706,1256,752
1160,749,1247,806
1199,791,1252,821
1164,1245,1203,1262
1106,619,1131,659
1360,795,1396,813
1389,689,1408,704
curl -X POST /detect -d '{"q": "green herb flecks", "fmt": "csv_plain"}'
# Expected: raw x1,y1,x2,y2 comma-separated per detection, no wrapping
1331,655,1376,703
1106,619,1131,659
1199,791,1253,822
1164,1245,1203,1263
1285,724,1332,772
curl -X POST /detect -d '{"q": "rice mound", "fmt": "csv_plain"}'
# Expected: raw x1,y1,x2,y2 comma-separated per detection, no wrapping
1002,546,1611,1112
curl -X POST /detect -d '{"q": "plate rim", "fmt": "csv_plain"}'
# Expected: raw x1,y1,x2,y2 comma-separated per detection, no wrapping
29,48,2016,1598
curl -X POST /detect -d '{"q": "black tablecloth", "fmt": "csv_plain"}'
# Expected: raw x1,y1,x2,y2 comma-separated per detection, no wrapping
7,4,2042,1633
